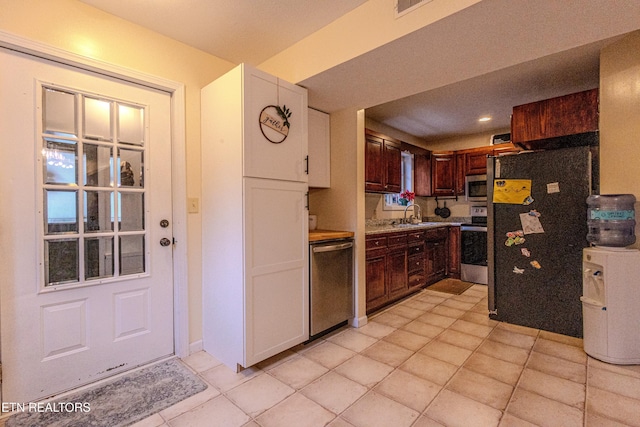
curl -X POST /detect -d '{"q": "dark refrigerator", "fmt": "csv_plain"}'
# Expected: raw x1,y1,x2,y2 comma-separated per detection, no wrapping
487,146,596,338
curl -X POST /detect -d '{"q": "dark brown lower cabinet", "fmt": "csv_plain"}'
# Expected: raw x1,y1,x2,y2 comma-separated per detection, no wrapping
407,241,426,289
365,247,387,312
387,246,408,300
448,226,461,279
431,239,447,281
366,226,460,313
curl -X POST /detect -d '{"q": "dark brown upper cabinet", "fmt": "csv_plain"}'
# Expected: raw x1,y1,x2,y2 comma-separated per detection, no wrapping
431,151,456,197
365,129,401,193
511,88,599,149
414,152,432,197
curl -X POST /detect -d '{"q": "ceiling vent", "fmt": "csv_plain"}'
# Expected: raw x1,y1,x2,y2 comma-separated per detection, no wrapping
395,0,434,17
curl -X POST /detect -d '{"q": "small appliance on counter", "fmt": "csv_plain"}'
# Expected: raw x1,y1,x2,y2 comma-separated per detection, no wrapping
582,194,640,364
309,214,318,231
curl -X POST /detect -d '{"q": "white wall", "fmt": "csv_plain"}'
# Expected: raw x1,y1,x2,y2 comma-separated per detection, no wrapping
309,108,366,323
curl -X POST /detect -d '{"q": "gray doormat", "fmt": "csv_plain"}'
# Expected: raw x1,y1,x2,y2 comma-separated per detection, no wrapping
6,358,208,427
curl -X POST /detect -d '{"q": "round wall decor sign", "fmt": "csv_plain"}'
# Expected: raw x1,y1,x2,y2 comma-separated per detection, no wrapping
259,105,291,144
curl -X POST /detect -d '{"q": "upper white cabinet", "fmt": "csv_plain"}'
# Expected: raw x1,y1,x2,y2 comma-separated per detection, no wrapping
308,108,331,188
244,68,308,182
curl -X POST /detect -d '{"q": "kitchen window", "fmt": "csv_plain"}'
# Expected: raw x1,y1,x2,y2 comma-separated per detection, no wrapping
384,151,413,210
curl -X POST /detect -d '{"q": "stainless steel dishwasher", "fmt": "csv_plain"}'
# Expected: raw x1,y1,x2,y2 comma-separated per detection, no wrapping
309,238,354,338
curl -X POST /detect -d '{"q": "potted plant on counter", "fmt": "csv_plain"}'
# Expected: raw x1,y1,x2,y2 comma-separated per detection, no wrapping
399,190,415,206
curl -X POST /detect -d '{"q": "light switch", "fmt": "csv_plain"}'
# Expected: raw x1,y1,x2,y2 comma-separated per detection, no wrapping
188,198,199,213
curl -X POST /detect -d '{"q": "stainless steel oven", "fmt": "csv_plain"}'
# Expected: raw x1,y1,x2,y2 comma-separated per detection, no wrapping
461,206,488,284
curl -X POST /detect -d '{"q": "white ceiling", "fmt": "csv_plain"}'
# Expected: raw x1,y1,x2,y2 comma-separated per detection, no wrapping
80,0,640,143
80,0,368,66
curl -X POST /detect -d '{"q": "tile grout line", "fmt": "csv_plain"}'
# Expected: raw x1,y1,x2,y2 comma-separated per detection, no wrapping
169,285,601,427
168,286,483,426
497,328,541,426
412,292,503,426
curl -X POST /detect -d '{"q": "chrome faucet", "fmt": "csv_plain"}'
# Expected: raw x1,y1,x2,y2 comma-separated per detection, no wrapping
403,203,422,224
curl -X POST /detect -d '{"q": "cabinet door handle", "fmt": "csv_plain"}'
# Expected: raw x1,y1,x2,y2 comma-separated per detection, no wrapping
305,192,309,210
305,155,309,174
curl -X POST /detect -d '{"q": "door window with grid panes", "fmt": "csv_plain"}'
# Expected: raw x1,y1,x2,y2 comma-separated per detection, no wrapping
41,87,147,288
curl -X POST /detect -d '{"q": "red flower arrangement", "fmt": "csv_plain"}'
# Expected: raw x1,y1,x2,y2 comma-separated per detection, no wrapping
399,190,415,204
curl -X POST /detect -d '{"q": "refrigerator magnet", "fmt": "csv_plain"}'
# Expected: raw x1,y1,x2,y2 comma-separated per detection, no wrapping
520,213,545,234
530,260,542,269
513,266,525,274
547,182,560,194
521,248,531,257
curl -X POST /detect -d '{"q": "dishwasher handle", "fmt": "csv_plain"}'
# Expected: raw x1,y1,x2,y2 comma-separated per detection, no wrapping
312,241,353,253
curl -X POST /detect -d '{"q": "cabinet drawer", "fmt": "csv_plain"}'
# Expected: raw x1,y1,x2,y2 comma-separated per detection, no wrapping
425,227,448,241
407,231,425,242
408,255,424,273
408,244,424,256
366,236,387,250
387,234,407,247
409,272,426,287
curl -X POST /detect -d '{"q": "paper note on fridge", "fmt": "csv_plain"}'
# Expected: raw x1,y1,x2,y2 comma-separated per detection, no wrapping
520,212,545,234
493,179,532,204
547,182,560,194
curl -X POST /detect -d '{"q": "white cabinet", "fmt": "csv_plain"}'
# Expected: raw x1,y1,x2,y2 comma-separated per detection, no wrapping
308,108,331,188
201,63,309,370
244,71,308,182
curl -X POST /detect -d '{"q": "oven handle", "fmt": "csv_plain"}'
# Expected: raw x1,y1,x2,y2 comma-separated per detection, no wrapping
461,226,487,232
312,242,353,253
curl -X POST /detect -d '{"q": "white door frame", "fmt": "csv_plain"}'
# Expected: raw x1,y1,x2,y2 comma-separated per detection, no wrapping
0,30,189,359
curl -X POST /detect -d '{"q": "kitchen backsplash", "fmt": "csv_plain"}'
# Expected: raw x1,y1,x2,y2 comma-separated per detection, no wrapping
366,193,483,221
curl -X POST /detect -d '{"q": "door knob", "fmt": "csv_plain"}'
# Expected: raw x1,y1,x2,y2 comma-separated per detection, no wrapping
160,219,169,228
160,238,172,247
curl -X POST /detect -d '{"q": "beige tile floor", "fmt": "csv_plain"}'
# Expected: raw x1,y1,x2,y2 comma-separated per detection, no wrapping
134,284,640,427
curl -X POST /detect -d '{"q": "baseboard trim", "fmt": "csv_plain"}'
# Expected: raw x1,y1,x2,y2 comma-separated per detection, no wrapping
188,340,203,355
350,315,368,328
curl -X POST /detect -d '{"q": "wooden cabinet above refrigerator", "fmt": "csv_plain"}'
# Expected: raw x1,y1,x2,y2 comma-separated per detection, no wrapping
511,88,599,150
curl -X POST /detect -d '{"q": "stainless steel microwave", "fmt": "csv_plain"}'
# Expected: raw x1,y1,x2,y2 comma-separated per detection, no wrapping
465,174,487,201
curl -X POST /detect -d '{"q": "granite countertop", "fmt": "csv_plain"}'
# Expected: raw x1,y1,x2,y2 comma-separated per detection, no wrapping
365,218,465,235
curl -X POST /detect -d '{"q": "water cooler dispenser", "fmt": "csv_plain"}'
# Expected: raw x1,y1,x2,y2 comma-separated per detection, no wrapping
582,248,640,363
582,194,639,364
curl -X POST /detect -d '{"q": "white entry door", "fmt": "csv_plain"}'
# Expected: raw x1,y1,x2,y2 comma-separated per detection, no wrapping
0,48,174,403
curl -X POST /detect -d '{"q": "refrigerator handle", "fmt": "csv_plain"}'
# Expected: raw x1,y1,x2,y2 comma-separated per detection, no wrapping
486,155,497,314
